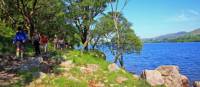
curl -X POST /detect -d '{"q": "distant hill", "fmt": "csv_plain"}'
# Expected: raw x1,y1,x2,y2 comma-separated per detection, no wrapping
143,28,200,43
189,28,200,35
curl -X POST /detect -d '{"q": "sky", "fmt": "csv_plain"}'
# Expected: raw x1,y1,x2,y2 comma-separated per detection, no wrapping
120,0,200,38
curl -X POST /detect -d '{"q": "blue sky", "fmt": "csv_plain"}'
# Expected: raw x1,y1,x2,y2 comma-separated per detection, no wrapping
119,0,200,38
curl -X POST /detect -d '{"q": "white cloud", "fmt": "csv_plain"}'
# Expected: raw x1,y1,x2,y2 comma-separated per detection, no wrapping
188,9,200,16
168,9,200,22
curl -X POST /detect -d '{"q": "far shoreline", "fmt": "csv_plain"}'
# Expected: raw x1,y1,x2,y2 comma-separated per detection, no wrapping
143,42,200,44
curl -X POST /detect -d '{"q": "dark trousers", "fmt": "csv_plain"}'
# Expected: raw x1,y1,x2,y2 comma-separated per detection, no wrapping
34,40,40,56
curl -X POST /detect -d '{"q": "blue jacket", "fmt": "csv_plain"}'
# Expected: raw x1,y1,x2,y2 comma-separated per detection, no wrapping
13,31,27,44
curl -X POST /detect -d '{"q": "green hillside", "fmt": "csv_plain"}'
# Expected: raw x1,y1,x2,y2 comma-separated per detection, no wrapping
143,28,200,43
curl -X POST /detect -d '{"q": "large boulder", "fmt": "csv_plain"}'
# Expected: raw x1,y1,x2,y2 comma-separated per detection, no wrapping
141,65,190,87
156,65,189,87
156,65,182,87
141,70,165,86
193,81,200,87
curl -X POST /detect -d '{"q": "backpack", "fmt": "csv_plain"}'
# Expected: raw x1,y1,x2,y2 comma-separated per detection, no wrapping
15,32,27,43
40,36,48,44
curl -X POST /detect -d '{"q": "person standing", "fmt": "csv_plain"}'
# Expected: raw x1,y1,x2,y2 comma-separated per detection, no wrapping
13,26,27,58
40,33,48,53
53,34,58,50
32,31,41,56
58,37,65,50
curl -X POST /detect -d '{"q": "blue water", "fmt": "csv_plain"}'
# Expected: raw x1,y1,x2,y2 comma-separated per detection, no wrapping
100,42,200,82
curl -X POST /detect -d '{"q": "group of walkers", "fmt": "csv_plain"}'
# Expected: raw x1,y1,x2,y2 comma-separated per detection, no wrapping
53,35,67,50
13,26,48,58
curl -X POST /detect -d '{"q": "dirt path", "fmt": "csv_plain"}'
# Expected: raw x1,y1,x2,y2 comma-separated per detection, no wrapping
0,54,55,86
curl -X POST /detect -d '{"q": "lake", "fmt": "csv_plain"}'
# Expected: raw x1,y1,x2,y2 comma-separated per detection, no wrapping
100,42,200,82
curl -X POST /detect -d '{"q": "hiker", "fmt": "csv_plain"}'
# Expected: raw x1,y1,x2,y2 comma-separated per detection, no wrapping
40,33,48,53
32,31,41,56
13,26,27,58
53,34,58,50
58,37,65,50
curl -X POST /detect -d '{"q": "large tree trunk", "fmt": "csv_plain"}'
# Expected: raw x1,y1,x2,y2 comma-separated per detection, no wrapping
24,15,35,38
82,28,89,50
92,35,100,50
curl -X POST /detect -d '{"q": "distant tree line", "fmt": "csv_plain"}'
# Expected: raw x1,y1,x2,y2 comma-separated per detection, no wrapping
145,35,200,43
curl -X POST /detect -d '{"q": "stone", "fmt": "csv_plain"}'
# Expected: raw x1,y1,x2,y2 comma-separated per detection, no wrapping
156,65,180,76
59,60,74,68
86,64,99,72
181,75,189,87
194,81,200,87
116,76,128,84
156,65,189,87
32,72,46,79
108,63,119,72
94,82,105,87
141,70,165,86
80,64,99,74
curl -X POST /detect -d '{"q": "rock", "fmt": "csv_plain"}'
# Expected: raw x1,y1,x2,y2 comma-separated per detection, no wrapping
59,60,74,68
116,76,128,84
108,63,119,72
19,57,43,71
156,65,179,76
89,80,105,87
194,81,200,87
32,72,46,79
80,64,99,74
140,65,190,87
181,75,189,87
156,65,189,87
94,82,105,87
86,64,99,72
141,70,165,86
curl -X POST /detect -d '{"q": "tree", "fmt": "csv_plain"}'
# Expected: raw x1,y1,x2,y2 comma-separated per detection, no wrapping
93,12,142,68
108,0,143,68
63,0,111,50
0,0,65,38
90,14,115,49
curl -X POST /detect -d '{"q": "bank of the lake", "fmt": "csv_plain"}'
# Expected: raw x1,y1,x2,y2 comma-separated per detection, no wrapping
6,50,153,87
100,42,200,82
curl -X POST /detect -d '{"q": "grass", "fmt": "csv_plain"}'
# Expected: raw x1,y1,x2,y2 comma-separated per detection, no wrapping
25,50,154,87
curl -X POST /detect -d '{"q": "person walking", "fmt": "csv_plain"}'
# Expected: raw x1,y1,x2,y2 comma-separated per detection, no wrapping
32,31,41,56
40,33,48,53
53,34,58,50
13,26,27,58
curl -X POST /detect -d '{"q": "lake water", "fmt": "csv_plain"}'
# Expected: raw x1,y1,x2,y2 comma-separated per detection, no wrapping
100,42,200,82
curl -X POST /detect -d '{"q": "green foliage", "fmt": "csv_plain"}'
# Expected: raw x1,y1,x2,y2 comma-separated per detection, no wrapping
91,14,115,49
35,0,66,37
0,21,15,54
63,0,111,50
91,13,143,67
